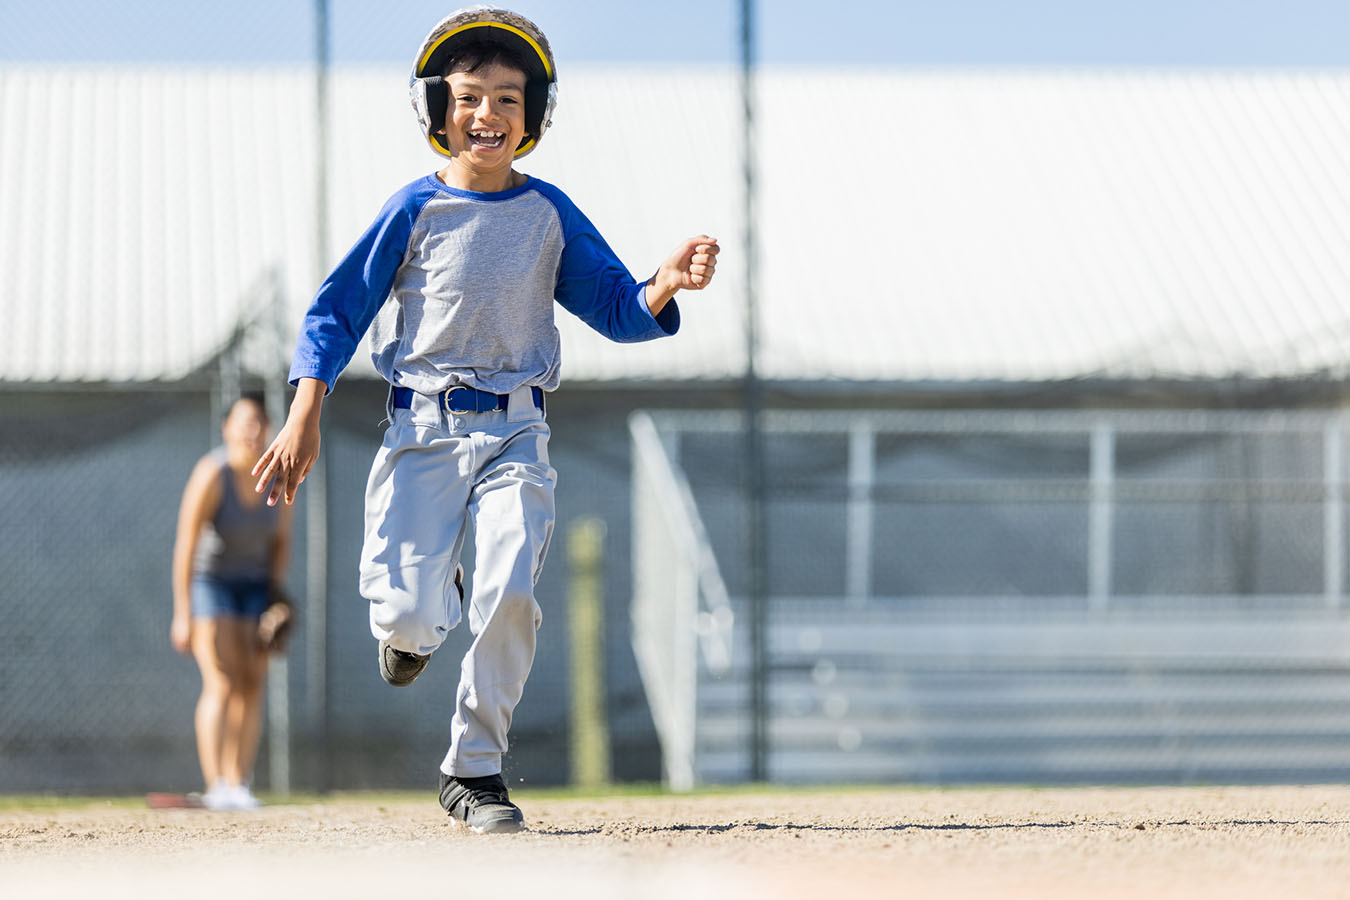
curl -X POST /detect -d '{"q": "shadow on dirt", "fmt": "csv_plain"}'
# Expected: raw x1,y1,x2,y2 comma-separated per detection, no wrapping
534,817,1349,837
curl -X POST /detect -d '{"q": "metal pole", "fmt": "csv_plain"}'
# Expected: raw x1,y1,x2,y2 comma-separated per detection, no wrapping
1088,422,1115,611
264,271,291,798
308,0,332,794
1324,418,1344,610
315,0,330,278
846,421,875,607
740,0,768,783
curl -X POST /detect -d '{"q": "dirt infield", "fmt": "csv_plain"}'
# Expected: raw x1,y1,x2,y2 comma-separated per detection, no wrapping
3,785,1349,899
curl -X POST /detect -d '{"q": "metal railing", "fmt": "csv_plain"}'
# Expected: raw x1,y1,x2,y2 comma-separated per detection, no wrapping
629,412,734,791
630,407,1350,786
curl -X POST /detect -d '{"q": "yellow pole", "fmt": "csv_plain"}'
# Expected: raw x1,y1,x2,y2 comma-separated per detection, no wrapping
568,517,610,787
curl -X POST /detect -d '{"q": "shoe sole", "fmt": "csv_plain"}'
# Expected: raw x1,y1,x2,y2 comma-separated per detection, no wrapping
379,642,428,687
442,804,525,834
462,818,525,835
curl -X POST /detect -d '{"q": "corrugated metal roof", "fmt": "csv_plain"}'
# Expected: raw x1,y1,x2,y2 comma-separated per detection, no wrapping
2,64,1348,385
757,68,1350,383
0,65,321,383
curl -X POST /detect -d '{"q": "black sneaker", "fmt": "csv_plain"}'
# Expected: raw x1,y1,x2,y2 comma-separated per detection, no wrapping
439,773,525,834
378,642,429,686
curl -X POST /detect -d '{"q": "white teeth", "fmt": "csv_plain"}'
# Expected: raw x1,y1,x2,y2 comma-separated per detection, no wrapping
470,130,503,139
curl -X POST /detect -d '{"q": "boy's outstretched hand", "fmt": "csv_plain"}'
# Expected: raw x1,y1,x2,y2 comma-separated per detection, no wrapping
253,378,326,507
647,235,719,314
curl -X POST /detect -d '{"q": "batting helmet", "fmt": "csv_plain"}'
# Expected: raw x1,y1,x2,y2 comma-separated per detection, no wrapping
409,6,558,160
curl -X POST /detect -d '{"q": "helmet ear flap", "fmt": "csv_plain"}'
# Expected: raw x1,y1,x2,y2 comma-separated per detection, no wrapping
422,75,449,142
523,79,548,143
411,75,452,156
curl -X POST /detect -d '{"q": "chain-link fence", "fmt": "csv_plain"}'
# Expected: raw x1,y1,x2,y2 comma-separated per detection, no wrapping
634,408,1350,786
0,379,677,795
9,1,1350,797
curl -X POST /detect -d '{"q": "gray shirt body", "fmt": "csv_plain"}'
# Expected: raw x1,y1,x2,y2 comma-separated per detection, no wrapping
290,175,680,396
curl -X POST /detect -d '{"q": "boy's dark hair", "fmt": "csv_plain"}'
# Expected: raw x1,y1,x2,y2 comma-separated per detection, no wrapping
441,39,532,81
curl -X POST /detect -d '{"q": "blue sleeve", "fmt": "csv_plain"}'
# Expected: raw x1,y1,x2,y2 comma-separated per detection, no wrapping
540,185,680,343
287,183,431,392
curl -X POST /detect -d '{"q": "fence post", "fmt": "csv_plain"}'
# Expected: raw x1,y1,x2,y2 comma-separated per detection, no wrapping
568,517,610,788
846,420,875,607
263,377,291,798
305,455,330,793
1325,419,1344,610
1089,421,1115,611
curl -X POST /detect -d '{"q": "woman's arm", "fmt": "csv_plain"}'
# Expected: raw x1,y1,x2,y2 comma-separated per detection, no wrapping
171,456,222,654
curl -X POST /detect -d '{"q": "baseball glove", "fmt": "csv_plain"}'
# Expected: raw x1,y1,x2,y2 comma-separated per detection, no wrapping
258,583,294,654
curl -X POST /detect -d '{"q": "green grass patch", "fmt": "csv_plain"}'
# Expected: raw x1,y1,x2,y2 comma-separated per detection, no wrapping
0,795,152,812
0,781,1066,812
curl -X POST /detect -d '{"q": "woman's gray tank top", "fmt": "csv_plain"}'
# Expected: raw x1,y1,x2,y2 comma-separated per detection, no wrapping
193,449,281,581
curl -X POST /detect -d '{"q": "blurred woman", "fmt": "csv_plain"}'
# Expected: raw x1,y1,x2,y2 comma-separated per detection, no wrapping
171,394,293,810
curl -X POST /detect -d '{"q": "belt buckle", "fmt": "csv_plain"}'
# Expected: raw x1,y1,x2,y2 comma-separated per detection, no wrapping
443,387,494,414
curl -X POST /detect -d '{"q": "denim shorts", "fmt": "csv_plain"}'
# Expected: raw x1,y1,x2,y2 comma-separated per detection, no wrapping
191,576,270,621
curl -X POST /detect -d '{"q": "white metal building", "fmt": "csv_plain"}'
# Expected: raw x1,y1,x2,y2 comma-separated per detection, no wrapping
4,64,1349,386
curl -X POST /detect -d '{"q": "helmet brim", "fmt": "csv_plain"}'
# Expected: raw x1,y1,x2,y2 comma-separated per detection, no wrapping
415,19,553,85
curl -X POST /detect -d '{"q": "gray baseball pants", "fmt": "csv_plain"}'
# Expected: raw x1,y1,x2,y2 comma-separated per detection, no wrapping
360,386,556,778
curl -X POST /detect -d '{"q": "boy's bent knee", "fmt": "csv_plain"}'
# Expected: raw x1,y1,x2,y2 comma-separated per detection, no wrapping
362,553,464,647
369,598,455,655
365,563,462,655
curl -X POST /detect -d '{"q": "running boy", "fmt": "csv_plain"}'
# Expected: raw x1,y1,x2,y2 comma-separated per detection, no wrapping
252,7,718,833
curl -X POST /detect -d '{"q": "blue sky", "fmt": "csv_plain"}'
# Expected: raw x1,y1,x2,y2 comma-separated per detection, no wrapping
4,0,1350,67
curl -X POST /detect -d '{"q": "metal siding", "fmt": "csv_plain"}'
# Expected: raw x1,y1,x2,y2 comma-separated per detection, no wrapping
758,69,1350,382
3,65,1349,384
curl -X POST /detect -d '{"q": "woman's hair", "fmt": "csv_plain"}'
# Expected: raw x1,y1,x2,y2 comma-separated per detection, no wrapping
441,39,532,81
224,392,269,424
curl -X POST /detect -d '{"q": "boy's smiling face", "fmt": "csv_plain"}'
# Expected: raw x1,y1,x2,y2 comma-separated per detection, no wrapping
438,61,528,188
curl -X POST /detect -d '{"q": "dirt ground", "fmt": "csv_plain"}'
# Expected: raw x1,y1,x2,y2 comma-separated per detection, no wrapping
3,785,1349,899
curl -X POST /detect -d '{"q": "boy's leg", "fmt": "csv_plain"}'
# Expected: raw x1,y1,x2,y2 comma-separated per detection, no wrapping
362,404,472,657
441,417,556,778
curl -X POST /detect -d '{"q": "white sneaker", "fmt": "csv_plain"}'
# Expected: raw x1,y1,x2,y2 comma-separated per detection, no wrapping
229,784,261,811
202,779,235,811
201,780,260,811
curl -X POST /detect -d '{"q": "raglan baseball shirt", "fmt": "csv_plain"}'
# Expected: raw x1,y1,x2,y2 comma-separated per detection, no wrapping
288,174,680,395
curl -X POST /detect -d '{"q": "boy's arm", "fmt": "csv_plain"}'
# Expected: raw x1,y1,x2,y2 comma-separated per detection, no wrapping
555,229,719,343
253,377,326,507
289,182,431,392
644,234,720,316
258,184,429,505
545,184,718,342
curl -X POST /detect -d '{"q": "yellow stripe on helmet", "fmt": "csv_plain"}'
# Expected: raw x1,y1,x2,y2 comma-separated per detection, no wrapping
418,20,553,80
